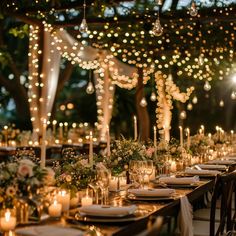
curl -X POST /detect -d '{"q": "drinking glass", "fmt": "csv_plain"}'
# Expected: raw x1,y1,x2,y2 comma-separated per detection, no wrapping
145,160,154,182
96,169,110,205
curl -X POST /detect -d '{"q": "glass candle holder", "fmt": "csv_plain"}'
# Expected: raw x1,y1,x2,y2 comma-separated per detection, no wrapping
0,208,16,232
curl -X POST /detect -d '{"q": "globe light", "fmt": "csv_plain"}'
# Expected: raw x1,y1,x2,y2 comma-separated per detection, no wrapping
231,91,236,100
86,81,95,94
219,100,224,107
180,110,187,120
152,19,163,36
187,103,193,110
192,96,198,104
189,1,198,17
150,92,157,101
79,18,88,34
140,97,148,107
204,81,211,91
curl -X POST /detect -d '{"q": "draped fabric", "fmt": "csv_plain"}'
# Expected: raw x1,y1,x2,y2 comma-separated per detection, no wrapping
28,26,61,136
28,26,138,139
41,30,61,123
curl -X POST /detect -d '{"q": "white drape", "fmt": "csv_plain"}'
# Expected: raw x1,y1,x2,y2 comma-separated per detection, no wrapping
41,29,61,122
28,27,61,135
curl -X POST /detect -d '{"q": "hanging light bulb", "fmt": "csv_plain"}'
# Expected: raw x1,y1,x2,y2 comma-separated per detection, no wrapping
192,96,198,104
187,103,193,111
79,0,88,34
152,9,163,36
180,110,187,120
189,0,198,17
150,92,157,101
86,70,94,94
231,91,236,100
86,81,94,94
140,97,147,107
204,81,211,91
219,100,224,107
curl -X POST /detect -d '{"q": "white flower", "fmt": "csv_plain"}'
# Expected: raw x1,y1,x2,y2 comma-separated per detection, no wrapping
44,167,55,185
19,159,35,167
79,159,89,167
7,163,18,173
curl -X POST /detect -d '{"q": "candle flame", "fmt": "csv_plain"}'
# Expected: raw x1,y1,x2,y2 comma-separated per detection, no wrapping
5,209,11,222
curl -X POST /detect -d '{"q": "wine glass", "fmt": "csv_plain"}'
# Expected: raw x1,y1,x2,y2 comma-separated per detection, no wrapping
88,177,100,204
96,169,110,205
129,160,139,186
145,160,154,182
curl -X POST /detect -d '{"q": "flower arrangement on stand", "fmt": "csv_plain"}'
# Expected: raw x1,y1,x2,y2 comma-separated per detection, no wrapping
53,157,96,198
107,137,149,176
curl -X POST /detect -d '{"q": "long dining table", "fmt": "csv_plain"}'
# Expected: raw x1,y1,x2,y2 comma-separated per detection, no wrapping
11,177,215,236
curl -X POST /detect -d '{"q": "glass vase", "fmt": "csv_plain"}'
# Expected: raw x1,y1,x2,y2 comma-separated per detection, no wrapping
15,199,29,224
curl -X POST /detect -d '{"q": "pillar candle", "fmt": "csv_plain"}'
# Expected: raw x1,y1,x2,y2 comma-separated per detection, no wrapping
0,209,16,231
89,131,93,166
57,190,70,212
231,130,234,142
48,200,62,217
179,126,183,148
40,119,47,168
133,115,138,140
81,189,93,206
106,125,111,158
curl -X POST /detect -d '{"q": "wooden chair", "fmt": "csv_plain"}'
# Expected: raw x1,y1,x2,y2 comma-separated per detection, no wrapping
192,171,236,236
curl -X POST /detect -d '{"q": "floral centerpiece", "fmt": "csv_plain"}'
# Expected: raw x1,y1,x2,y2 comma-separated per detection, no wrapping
0,158,53,209
107,137,148,176
190,134,214,156
53,157,96,197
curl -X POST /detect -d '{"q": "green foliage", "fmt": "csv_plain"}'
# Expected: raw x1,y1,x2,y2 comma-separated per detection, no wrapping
9,24,29,38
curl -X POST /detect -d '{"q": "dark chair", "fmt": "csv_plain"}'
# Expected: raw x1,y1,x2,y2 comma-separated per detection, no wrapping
192,171,236,236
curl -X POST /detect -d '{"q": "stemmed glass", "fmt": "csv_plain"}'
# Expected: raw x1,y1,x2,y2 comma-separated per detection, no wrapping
88,177,100,204
96,169,110,205
145,160,154,182
129,160,139,186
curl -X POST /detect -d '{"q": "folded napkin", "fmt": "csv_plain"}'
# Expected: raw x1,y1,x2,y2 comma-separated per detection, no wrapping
207,159,235,165
197,164,227,170
184,168,220,176
128,188,175,197
159,176,199,185
79,204,137,217
16,225,83,236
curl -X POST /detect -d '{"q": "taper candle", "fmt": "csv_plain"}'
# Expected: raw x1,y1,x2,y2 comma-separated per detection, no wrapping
179,126,183,148
89,131,93,166
133,116,138,140
107,125,111,158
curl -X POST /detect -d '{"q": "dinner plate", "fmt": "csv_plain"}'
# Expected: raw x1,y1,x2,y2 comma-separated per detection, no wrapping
127,194,175,201
71,214,140,223
68,206,155,223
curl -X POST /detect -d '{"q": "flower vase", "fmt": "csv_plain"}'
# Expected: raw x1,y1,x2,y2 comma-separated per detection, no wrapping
15,199,29,224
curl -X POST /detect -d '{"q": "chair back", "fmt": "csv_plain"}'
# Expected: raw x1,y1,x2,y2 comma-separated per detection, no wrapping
210,170,236,236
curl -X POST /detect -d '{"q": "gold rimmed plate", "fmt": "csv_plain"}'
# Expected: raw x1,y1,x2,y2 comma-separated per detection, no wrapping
127,194,176,201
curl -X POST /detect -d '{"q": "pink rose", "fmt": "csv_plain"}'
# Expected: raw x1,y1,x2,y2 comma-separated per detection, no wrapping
18,164,33,177
146,147,155,157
